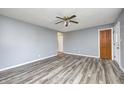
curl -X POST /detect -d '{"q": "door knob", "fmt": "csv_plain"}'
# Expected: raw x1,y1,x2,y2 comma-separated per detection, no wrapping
117,47,119,49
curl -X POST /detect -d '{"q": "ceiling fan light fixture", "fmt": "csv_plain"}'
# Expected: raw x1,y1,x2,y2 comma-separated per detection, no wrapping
64,20,71,27
64,21,67,27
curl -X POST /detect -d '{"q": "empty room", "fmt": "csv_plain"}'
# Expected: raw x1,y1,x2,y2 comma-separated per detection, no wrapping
0,8,124,84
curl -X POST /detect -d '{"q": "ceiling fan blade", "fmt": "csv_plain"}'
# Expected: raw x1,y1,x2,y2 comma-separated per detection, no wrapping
56,16,64,20
68,15,76,19
55,21,64,24
69,20,79,24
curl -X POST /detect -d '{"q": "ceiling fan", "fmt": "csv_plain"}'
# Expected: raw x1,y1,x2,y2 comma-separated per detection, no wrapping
55,15,79,27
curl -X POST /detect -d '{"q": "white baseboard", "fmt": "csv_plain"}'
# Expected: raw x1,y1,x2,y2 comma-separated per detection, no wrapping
64,52,99,58
0,54,57,72
120,65,124,72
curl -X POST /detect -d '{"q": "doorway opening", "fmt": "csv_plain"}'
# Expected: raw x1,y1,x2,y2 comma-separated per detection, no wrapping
57,32,64,57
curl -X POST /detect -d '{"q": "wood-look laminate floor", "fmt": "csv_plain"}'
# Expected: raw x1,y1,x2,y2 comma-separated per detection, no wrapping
0,54,124,84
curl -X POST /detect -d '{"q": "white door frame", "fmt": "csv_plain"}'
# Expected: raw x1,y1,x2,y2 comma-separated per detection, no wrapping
98,28,114,60
113,21,123,71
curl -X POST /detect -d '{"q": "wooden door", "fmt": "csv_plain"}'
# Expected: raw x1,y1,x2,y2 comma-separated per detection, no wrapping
100,29,112,60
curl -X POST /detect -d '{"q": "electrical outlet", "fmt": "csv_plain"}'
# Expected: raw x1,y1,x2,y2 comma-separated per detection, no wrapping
78,51,80,53
38,55,41,57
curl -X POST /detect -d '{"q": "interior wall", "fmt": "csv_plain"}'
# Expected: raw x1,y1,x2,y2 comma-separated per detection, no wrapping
0,15,58,69
117,9,124,69
63,24,113,57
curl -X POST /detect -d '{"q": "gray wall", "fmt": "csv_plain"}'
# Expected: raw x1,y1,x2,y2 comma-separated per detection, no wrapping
64,24,113,57
0,15,57,69
117,10,124,68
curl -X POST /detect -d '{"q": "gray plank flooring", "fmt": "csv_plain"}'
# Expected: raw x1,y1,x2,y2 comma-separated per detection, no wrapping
0,54,124,84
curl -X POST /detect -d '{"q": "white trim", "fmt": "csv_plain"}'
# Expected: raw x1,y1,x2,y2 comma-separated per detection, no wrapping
0,54,57,72
120,66,124,72
113,21,123,71
98,28,114,60
64,52,99,58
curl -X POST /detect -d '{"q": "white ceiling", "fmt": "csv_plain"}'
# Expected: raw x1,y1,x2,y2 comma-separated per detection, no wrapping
0,8,122,32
